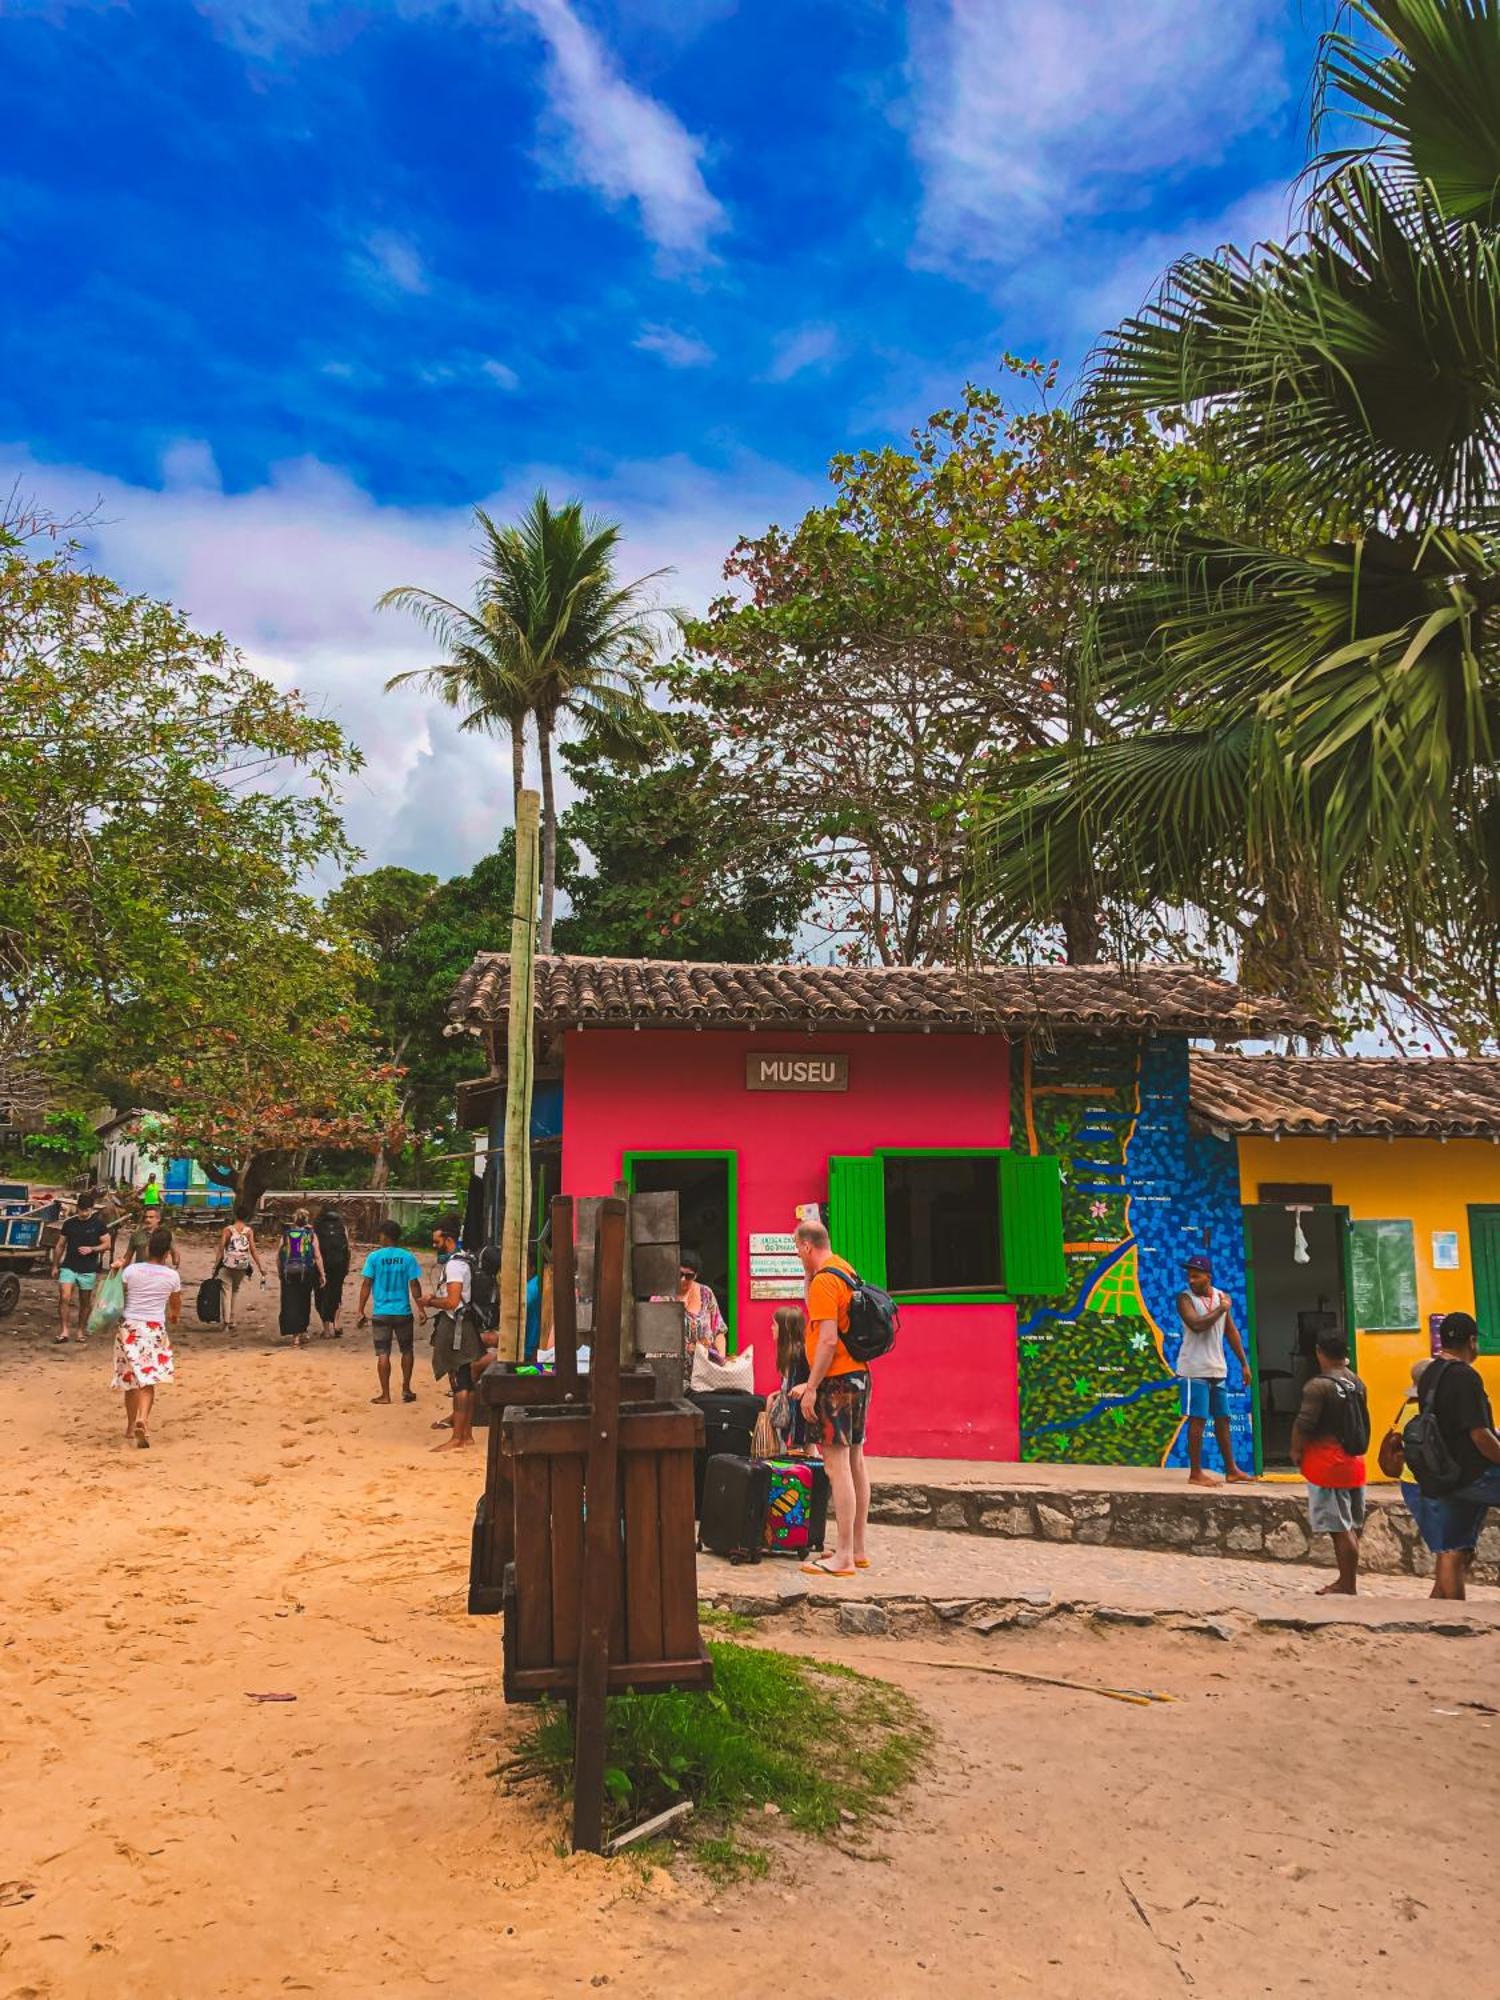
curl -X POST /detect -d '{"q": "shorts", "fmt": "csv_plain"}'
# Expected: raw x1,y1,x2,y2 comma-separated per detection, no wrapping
58,1269,97,1291
1181,1378,1229,1421
1307,1484,1366,1536
372,1314,415,1355
450,1362,475,1394
1403,1464,1500,1554
808,1371,870,1448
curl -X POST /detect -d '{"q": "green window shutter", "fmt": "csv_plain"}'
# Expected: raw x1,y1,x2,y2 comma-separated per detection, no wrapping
1470,1208,1500,1355
828,1155,887,1287
1000,1151,1067,1297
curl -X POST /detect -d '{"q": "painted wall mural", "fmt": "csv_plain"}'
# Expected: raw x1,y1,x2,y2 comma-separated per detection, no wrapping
1012,1034,1253,1470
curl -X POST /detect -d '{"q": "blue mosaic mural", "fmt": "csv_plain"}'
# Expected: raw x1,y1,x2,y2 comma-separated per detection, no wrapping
1014,1034,1252,1471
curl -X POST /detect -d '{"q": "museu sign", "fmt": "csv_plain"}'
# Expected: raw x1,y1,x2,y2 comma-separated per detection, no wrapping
745,1052,848,1092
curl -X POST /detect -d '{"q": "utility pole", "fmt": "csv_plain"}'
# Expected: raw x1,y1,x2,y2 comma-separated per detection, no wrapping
498,788,540,1362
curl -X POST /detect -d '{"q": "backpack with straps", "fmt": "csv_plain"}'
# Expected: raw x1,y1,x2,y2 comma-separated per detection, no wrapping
283,1225,315,1276
821,1263,899,1365
1323,1374,1371,1458
1402,1359,1467,1497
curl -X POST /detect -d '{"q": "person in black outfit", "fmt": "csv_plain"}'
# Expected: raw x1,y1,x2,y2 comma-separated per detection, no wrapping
313,1204,352,1339
1407,1312,1500,1600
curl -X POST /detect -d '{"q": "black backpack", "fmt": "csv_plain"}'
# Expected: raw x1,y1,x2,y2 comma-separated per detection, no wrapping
315,1211,350,1261
822,1264,899,1365
1402,1360,1467,1497
1324,1374,1371,1458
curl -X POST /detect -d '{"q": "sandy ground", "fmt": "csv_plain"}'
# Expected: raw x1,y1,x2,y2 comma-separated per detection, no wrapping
3,1235,1498,2000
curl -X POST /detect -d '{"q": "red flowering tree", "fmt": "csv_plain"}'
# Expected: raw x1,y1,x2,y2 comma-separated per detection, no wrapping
137,933,405,1217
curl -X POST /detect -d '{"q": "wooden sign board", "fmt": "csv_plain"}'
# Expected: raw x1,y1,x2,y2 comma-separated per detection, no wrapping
750,1253,804,1277
750,1276,805,1300
745,1053,848,1093
749,1232,797,1256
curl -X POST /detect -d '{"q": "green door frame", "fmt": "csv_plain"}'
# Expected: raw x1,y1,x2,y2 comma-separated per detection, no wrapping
1241,1201,1355,1477
622,1149,740,1351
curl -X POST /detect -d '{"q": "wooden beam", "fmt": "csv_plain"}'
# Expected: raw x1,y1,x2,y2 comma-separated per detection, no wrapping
571,1197,626,1854
498,788,540,1362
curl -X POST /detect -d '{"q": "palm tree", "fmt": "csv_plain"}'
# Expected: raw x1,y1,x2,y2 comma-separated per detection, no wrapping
380,494,673,951
968,0,1500,1029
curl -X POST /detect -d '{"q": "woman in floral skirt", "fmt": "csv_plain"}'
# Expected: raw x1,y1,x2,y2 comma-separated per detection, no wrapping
112,1226,182,1448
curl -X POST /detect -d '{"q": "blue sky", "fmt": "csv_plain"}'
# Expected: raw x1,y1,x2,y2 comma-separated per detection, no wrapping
3,0,1326,876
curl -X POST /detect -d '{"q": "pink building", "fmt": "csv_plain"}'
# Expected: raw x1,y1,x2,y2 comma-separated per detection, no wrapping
451,955,1303,1463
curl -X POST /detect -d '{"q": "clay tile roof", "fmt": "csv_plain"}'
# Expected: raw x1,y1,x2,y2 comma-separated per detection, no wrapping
446,953,1316,1040
1191,1053,1500,1139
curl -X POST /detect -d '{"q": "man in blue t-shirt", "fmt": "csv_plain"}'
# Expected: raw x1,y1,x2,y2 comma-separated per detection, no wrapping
357,1220,425,1405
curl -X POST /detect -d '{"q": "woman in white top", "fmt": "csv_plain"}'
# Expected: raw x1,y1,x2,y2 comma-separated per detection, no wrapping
217,1215,265,1328
112,1226,182,1449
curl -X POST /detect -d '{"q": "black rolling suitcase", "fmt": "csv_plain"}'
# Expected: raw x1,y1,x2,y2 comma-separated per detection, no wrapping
686,1389,763,1515
698,1454,773,1563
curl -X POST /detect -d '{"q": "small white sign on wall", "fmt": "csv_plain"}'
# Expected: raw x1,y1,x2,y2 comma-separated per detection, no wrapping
749,1232,797,1256
750,1253,804,1277
1432,1230,1460,1271
750,1276,805,1300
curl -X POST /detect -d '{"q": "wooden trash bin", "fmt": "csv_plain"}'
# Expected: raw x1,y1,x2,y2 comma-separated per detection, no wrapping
501,1399,713,1701
469,1364,655,1615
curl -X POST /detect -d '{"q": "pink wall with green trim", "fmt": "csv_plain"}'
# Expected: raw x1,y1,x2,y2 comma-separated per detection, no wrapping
561,1027,1018,1459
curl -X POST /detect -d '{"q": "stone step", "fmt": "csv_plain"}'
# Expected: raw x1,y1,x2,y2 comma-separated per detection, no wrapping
867,1478,1500,1585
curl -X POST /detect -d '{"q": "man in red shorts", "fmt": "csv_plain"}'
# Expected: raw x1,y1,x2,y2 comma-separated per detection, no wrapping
793,1219,871,1577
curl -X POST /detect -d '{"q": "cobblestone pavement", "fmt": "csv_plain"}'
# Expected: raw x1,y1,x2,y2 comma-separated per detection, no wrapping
699,1521,1500,1628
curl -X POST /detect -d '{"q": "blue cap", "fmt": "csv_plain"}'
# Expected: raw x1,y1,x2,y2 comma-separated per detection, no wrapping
1184,1254,1213,1278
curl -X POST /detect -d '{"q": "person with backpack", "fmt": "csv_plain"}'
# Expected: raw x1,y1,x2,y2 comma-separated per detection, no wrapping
216,1215,266,1329
313,1204,352,1339
1402,1312,1500,1600
1289,1331,1370,1595
277,1207,326,1349
792,1219,876,1577
421,1213,482,1451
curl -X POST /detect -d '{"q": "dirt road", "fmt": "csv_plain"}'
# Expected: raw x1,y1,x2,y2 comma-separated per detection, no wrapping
2,1238,1496,1999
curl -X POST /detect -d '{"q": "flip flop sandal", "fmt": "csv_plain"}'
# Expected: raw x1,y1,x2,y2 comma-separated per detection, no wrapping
135,1431,150,1449
800,1556,856,1577
402,1390,418,1403
854,1558,872,1569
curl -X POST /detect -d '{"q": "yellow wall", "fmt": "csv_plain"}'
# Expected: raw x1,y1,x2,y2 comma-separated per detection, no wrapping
1235,1135,1500,1479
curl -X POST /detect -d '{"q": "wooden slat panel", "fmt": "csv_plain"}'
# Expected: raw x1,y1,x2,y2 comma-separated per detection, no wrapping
504,1654,715,1700
622,1451,664,1667
551,1195,578,1383
511,1453,553,1669
548,1452,584,1671
656,1448,700,1663
502,1400,695,1456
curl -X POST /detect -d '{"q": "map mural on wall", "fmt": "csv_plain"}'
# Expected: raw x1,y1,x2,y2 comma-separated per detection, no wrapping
1011,1034,1253,1471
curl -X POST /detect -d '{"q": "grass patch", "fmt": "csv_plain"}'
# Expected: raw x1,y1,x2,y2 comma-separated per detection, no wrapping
516,1638,929,1871
697,1604,758,1637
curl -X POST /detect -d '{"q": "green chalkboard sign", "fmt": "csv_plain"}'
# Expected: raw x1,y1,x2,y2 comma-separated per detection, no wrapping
1349,1218,1419,1331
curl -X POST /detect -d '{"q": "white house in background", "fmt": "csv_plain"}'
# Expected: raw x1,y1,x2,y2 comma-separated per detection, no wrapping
93,1107,163,1189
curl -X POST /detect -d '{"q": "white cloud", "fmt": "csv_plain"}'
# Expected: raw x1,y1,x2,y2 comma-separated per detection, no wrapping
507,0,727,259
906,0,1291,278
357,228,429,296
480,356,521,390
3,442,818,881
765,322,839,383
634,323,715,369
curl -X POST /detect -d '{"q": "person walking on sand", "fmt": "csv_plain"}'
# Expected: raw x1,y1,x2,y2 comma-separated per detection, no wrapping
792,1219,872,1577
277,1207,325,1349
51,1190,110,1343
111,1226,181,1448
140,1172,162,1217
217,1214,266,1329
422,1215,479,1450
1402,1312,1500,1600
1290,1331,1370,1595
1176,1253,1253,1486
357,1220,425,1406
313,1203,352,1339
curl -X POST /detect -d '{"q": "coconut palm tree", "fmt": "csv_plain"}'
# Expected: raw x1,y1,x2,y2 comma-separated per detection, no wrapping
968,0,1500,1028
380,494,675,949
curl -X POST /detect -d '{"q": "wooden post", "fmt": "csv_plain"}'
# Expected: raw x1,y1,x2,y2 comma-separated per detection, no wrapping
550,1195,578,1386
571,1196,626,1854
498,789,540,1362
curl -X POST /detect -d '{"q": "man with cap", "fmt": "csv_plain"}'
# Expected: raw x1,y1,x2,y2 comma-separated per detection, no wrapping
1176,1254,1253,1486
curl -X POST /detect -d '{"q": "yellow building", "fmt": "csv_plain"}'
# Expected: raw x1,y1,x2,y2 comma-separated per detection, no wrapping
1192,1055,1500,1479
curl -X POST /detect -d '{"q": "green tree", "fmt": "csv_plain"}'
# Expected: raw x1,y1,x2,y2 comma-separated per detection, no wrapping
380,493,674,952
0,516,360,1098
969,0,1500,1035
674,372,1216,964
555,726,807,961
138,931,404,1218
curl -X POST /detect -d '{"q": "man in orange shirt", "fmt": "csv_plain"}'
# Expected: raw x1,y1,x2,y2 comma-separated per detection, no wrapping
793,1218,871,1577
